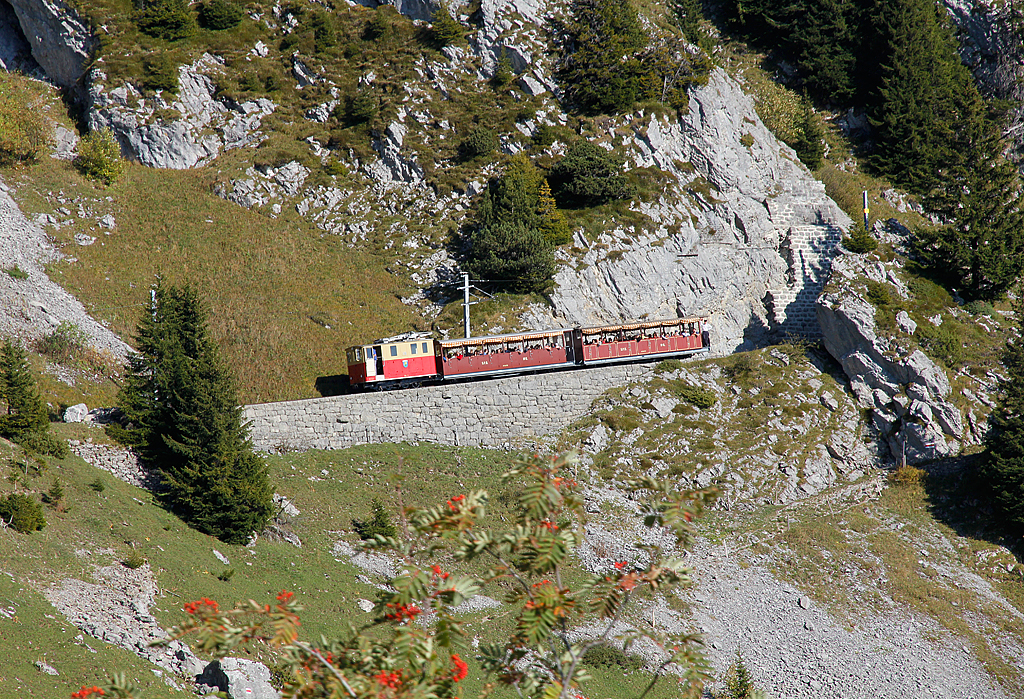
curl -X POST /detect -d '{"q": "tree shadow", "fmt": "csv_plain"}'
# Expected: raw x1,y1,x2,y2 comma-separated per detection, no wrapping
922,454,1024,566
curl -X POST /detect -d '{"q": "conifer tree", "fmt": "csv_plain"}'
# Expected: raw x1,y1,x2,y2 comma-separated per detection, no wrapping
537,178,571,245
0,339,48,439
119,282,273,544
869,0,978,194
982,298,1024,532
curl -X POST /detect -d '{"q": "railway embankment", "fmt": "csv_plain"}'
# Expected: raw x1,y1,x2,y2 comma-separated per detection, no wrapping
243,363,655,452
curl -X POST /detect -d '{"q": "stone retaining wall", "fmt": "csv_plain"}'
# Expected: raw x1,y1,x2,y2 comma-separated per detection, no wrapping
243,363,656,452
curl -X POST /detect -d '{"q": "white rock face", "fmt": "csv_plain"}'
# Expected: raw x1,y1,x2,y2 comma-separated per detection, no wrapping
817,254,966,464
62,403,87,423
6,0,94,88
87,55,276,169
534,69,850,352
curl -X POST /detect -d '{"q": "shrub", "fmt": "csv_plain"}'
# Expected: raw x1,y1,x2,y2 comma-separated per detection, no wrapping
3,265,28,280
38,321,88,364
890,464,926,487
15,431,69,459
312,11,337,53
89,477,106,493
549,140,634,207
654,359,682,373
723,652,756,699
864,280,894,308
431,2,464,47
842,222,878,254
0,493,46,533
141,54,180,94
364,5,399,40
135,0,198,41
75,130,125,186
341,91,379,126
581,643,644,671
674,382,717,409
217,568,236,582
915,322,963,368
491,49,515,89
458,126,497,161
352,498,397,540
964,300,995,317
0,78,50,166
122,551,147,569
198,0,243,30
42,478,64,509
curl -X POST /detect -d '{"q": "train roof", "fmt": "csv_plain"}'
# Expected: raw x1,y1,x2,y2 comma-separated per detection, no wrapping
438,327,574,348
579,316,705,335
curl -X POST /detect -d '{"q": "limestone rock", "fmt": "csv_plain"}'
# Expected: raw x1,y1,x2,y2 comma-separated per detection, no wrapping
7,0,95,89
817,253,966,464
63,403,88,423
87,55,276,169
896,310,917,335
197,658,279,699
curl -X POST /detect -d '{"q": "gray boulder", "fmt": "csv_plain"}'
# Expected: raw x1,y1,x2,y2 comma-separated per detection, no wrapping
7,0,95,89
63,403,88,423
197,658,279,699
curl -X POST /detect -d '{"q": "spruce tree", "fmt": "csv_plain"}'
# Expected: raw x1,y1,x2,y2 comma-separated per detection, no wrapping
917,92,1024,300
119,282,273,544
982,298,1024,532
0,339,48,439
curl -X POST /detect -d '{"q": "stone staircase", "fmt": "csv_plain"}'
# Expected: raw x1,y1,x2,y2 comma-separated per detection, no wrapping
766,202,845,337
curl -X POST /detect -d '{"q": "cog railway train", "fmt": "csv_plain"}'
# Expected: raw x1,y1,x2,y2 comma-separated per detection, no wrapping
345,316,710,390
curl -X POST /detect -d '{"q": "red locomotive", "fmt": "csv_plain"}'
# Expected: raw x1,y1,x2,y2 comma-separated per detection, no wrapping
345,317,710,390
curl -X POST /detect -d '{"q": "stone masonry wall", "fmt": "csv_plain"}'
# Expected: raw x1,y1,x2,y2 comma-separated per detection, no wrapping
243,363,657,452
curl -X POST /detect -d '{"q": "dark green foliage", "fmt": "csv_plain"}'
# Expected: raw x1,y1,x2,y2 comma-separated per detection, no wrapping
88,477,106,493
197,0,243,30
217,568,236,581
352,498,398,540
340,91,379,126
964,300,995,317
122,550,146,569
364,5,399,41
0,340,48,440
581,643,644,671
491,49,515,90
674,382,717,409
789,100,825,169
554,0,710,115
431,2,464,47
135,0,198,41
458,126,497,161
3,265,28,280
548,140,634,207
0,493,45,533
724,651,756,699
842,222,878,254
42,478,64,508
732,0,864,104
466,220,556,293
312,11,337,53
915,100,1024,301
914,322,963,369
654,358,683,373
869,0,982,194
864,279,894,308
14,431,69,459
982,299,1024,532
118,281,273,544
673,0,714,55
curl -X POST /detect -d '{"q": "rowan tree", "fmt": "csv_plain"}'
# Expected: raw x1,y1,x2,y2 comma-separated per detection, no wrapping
118,281,273,544
982,298,1024,531
131,453,720,699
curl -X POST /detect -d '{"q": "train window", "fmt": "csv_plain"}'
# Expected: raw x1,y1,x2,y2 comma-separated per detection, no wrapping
390,345,397,357
410,343,417,354
422,342,428,353
355,348,362,362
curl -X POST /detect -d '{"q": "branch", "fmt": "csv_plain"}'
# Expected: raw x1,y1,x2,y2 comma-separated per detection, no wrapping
293,641,357,698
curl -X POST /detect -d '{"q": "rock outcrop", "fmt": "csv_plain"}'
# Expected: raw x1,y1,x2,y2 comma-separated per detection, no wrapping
87,55,276,169
817,253,967,464
6,0,94,88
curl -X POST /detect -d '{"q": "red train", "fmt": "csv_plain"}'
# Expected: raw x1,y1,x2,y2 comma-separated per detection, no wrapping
345,317,710,390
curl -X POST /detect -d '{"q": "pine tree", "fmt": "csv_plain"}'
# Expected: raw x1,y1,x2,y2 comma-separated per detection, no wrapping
119,282,273,544
430,2,464,47
466,220,556,293
0,339,48,439
982,298,1024,532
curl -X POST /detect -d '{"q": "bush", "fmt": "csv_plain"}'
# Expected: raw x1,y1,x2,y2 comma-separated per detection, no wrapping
198,0,243,30
364,5,399,40
14,431,69,459
491,49,515,89
312,11,337,53
915,321,963,368
38,321,88,364
581,643,644,671
549,140,634,207
674,382,717,409
864,280,894,308
352,498,397,540
75,130,125,186
141,54,180,94
842,222,878,254
431,2,464,47
964,300,995,316
341,91,379,126
0,79,50,166
135,0,198,41
890,464,926,487
89,477,106,493
42,478,64,509
3,265,28,280
0,493,46,533
122,551,147,569
458,126,497,161
654,359,682,373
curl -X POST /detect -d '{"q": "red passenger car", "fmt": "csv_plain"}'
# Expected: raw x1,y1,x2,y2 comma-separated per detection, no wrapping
438,328,576,379
579,317,706,365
